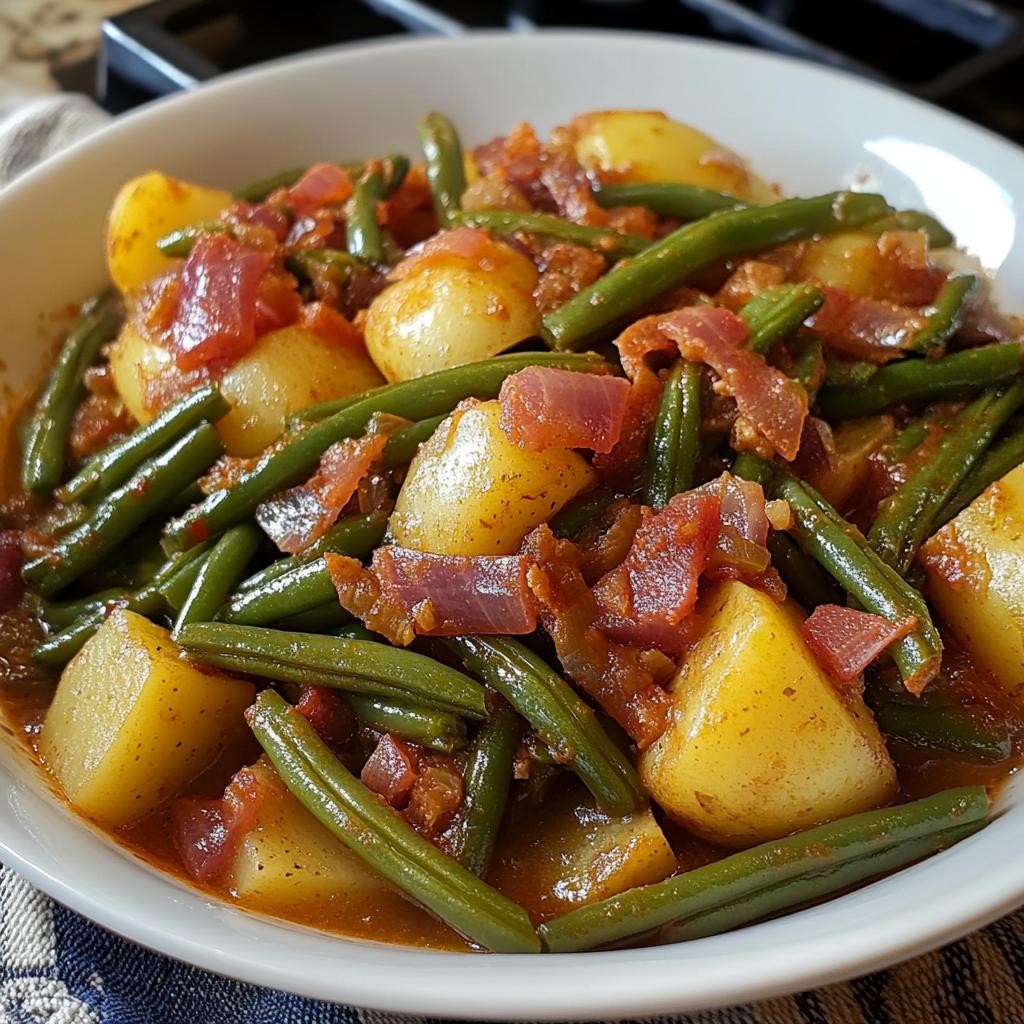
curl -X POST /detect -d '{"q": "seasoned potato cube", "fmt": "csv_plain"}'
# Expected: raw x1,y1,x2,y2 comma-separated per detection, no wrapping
797,230,885,296
227,760,394,911
389,398,595,555
488,782,677,919
922,463,1024,699
109,323,384,456
571,110,775,202
39,610,254,827
364,234,540,382
106,171,232,294
641,581,896,849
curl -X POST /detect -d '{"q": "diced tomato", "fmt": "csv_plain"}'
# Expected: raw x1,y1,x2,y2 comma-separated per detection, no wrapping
295,686,354,749
300,301,364,349
170,234,271,371
802,604,916,688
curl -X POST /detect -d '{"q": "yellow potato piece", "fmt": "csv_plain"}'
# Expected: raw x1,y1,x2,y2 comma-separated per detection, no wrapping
110,323,383,456
797,230,888,297
106,171,232,294
39,610,254,827
217,325,384,456
641,581,896,849
227,760,395,912
389,399,595,555
923,463,1024,699
572,110,775,202
364,235,540,382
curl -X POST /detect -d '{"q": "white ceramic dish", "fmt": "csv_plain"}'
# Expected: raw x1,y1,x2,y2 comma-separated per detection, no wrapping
0,30,1021,1019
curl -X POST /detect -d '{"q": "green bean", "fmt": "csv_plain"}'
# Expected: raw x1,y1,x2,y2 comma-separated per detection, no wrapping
380,415,446,468
284,247,362,284
58,385,229,504
740,283,824,356
275,600,350,633
939,425,1024,524
863,210,955,249
817,342,1024,420
24,423,223,597
593,182,745,220
171,524,261,638
908,274,978,355
418,112,467,227
452,210,649,257
730,451,775,488
774,475,942,691
22,291,122,493
542,192,892,351
791,338,826,403
442,636,642,816
346,169,388,265
178,622,487,718
223,557,338,626
235,513,385,594
34,588,129,631
539,786,987,951
235,166,306,202
549,489,616,540
644,360,701,507
346,694,466,753
249,690,539,953
157,547,213,614
824,358,879,389
165,352,607,550
887,417,930,461
155,222,227,258
874,701,1011,761
458,708,520,876
868,384,1024,574
330,621,379,641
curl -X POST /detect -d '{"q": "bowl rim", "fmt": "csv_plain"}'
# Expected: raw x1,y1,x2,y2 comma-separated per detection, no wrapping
2,28,1024,1018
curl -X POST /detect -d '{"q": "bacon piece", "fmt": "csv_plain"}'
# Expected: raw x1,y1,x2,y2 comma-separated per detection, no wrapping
499,367,629,454
592,491,721,652
170,234,271,371
361,734,419,807
522,526,671,749
807,286,925,364
802,604,916,688
295,686,354,749
326,553,414,647
256,431,390,554
530,240,607,313
659,306,808,461
592,365,663,490
226,200,289,243
0,532,24,613
287,162,354,211
300,301,364,348
171,767,273,883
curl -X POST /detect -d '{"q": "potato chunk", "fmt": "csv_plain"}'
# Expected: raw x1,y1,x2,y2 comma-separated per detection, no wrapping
389,398,595,555
363,235,540,382
571,110,774,202
641,581,896,848
39,610,254,827
106,171,232,294
110,323,383,456
227,760,393,911
922,463,1024,699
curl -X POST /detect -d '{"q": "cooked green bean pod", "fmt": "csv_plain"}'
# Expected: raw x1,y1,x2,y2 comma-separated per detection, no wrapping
155,222,227,258
541,192,892,351
938,424,1024,524
418,112,468,227
868,384,1024,575
223,557,339,627
458,708,520,876
58,385,229,504
908,274,978,355
874,702,1012,761
250,690,539,953
740,283,824,356
275,600,351,633
21,291,122,493
644,360,702,507
34,587,128,631
284,247,362,284
593,182,745,219
452,210,649,257
235,166,306,202
862,210,955,249
346,169,388,265
539,787,987,951
817,342,1024,419
178,623,487,718
380,415,446,468
549,489,616,540
24,423,223,597
346,694,467,754
442,636,642,816
164,352,607,550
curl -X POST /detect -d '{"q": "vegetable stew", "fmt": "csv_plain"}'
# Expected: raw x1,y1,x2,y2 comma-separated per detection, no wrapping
2,109,1022,953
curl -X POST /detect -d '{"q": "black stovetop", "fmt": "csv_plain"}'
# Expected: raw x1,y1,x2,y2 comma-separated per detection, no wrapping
61,0,1024,145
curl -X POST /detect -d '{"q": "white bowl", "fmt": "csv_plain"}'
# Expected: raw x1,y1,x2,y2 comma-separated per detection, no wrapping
0,30,1021,1019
